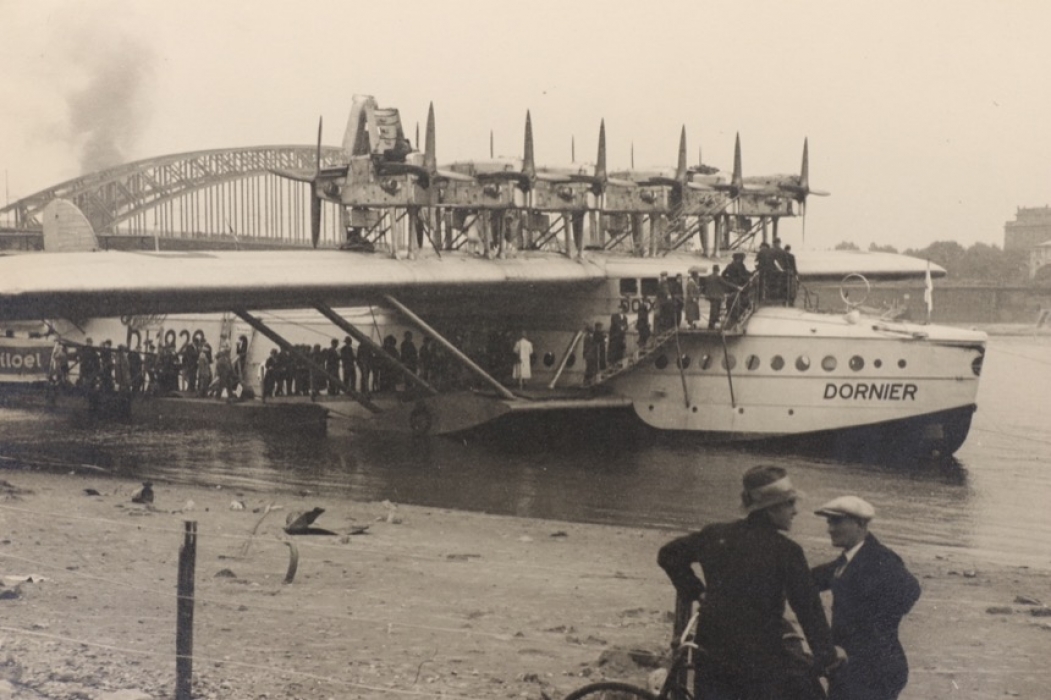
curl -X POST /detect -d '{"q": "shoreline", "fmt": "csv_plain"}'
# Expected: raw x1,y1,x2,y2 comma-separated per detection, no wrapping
0,471,1047,699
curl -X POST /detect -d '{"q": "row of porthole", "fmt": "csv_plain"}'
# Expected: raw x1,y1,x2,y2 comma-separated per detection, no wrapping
650,353,908,372
539,352,909,373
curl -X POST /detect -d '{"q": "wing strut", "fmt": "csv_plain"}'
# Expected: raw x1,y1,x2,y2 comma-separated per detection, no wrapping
233,309,382,413
313,303,438,396
381,294,519,401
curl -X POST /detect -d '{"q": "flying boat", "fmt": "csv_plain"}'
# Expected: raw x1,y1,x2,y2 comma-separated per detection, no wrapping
0,95,986,460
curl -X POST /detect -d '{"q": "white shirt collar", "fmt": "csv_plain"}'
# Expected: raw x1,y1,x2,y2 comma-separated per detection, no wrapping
842,538,866,565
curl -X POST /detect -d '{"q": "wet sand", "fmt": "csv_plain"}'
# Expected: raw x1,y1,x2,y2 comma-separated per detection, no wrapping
0,472,1047,700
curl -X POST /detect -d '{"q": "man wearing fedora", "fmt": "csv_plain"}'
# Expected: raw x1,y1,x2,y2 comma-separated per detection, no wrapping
658,466,840,700
812,497,921,700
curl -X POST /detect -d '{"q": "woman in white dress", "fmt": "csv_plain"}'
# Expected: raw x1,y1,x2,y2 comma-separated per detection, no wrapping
512,331,533,389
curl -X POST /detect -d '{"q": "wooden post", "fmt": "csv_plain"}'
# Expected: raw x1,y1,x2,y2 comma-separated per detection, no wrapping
176,521,197,700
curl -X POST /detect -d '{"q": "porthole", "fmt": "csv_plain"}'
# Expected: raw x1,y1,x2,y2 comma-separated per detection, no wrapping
677,355,692,369
874,359,882,368
898,359,907,368
566,353,576,368
746,355,760,371
770,355,785,371
655,354,669,369
821,356,837,372
971,355,983,376
796,355,811,371
701,354,714,370
849,355,864,371
543,352,556,367
721,354,737,370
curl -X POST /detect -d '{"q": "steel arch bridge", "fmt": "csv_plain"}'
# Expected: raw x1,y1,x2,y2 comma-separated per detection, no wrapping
0,146,347,248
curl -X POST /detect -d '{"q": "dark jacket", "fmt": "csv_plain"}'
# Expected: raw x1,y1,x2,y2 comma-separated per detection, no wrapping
812,534,921,700
658,516,836,681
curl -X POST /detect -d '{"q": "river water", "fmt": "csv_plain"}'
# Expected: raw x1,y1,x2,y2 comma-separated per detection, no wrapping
1,334,1049,570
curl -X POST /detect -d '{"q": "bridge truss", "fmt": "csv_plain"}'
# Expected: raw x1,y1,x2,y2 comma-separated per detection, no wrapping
0,146,347,248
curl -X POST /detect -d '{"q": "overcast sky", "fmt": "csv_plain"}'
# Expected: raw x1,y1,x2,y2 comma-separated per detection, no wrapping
2,0,1050,252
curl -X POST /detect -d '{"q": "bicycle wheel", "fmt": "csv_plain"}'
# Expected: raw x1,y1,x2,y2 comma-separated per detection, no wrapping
562,681,659,700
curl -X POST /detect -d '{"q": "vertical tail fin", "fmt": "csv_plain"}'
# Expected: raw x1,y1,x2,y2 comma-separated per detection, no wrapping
41,199,98,252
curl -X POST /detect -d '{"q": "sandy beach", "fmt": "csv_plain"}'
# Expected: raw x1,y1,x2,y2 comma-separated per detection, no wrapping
0,471,1047,700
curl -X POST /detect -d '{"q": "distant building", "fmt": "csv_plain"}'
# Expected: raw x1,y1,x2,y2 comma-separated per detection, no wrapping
1004,206,1051,280
1031,241,1051,281
1004,206,1051,251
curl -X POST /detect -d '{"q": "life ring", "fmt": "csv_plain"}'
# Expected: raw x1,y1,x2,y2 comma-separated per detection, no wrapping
409,403,433,435
839,273,870,308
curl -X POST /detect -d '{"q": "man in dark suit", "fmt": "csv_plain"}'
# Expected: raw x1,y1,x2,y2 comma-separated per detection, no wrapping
812,497,921,700
659,466,840,700
608,297,630,365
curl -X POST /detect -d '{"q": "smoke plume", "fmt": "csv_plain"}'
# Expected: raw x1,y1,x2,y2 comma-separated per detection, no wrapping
64,32,156,174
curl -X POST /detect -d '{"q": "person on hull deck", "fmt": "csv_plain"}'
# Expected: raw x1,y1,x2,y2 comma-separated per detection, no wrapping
658,466,842,700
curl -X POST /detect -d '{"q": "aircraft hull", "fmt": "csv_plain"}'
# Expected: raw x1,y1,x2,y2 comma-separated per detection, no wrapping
602,307,983,458
32,277,985,462
454,401,974,463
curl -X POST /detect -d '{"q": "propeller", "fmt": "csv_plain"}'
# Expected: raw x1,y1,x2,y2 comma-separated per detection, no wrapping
268,116,330,248
777,138,830,243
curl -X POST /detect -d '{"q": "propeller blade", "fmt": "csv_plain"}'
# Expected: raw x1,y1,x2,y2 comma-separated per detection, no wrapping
424,103,437,178
311,186,322,248
315,117,323,179
523,111,536,182
312,116,323,248
800,137,810,194
595,120,608,183
675,126,688,183
731,133,743,195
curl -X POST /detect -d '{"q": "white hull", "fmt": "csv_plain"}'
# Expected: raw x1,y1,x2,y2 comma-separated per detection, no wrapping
50,301,986,459
611,307,984,438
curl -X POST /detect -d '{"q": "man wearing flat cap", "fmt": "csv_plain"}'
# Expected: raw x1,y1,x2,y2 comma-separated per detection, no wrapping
812,497,921,700
658,466,839,700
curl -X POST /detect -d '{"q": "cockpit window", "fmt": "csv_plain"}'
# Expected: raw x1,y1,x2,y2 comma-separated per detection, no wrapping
619,279,638,295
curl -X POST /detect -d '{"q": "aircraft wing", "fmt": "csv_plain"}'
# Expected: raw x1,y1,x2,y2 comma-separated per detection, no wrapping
790,250,945,282
0,248,944,324
0,250,608,323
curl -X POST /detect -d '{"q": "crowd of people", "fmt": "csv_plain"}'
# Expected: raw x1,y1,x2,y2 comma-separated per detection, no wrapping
49,333,249,400
576,239,800,383
659,466,921,700
47,326,543,401
259,330,494,399
639,238,798,336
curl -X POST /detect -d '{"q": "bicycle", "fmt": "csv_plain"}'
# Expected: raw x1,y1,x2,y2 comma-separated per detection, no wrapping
562,607,702,700
562,605,828,700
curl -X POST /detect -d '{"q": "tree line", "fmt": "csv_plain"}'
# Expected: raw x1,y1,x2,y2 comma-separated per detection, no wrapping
833,240,1031,284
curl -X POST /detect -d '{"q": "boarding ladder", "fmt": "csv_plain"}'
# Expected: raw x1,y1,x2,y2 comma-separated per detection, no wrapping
586,281,760,388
